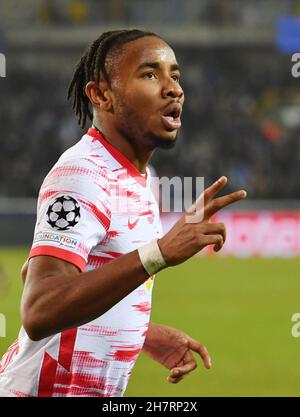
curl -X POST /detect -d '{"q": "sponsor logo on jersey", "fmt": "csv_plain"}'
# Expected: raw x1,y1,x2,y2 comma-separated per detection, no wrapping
34,231,78,249
128,216,139,229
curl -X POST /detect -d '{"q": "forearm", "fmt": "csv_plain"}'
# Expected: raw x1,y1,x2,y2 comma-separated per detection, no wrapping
21,250,149,340
142,322,163,355
142,321,155,352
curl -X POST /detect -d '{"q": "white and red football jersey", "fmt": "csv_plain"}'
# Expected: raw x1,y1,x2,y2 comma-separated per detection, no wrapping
0,127,163,397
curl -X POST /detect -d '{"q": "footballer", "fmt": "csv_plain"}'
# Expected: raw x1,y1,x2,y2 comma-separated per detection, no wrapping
0,29,246,397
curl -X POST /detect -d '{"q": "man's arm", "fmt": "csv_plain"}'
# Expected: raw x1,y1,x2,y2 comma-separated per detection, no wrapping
21,251,149,341
21,176,246,342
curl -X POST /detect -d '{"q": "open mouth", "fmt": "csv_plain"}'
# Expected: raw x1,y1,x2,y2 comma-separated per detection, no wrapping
161,103,182,131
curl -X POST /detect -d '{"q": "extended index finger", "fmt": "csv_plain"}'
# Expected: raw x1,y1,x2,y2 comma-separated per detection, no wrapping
204,176,228,202
187,176,228,215
205,189,247,220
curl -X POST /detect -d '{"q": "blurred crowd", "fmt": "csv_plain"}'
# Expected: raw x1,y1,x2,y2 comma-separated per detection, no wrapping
0,46,299,199
0,71,76,196
0,0,294,30
155,47,300,199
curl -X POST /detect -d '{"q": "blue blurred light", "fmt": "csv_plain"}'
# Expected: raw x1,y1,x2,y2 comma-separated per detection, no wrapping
276,16,300,53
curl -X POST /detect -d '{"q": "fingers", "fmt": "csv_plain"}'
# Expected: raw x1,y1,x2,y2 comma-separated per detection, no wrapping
167,375,184,384
187,338,212,370
186,176,228,215
186,177,246,223
200,222,226,244
203,234,224,252
203,176,228,202
204,189,247,220
168,351,196,384
167,340,212,384
171,353,197,377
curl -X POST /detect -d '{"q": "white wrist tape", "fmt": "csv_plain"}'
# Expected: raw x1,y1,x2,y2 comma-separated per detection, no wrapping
138,239,167,276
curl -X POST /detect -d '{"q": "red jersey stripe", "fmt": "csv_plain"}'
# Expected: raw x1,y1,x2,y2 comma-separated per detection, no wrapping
58,329,78,372
37,352,58,397
29,246,86,271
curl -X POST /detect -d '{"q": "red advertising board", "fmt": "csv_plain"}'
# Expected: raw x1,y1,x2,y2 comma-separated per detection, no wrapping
161,211,300,257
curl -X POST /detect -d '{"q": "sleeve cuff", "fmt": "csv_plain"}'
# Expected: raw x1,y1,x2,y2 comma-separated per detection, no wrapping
29,246,87,272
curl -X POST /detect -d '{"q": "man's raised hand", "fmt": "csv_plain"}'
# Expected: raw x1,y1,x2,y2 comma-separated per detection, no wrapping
158,176,247,266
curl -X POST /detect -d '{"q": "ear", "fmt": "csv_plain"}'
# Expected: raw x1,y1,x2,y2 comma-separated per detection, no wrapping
85,80,113,112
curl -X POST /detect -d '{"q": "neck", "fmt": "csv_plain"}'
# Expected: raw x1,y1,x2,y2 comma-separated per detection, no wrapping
93,119,154,174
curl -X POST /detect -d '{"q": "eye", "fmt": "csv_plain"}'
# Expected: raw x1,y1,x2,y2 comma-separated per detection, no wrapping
171,74,180,82
144,72,157,80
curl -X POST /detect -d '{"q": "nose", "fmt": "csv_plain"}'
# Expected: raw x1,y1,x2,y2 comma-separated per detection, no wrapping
161,78,184,101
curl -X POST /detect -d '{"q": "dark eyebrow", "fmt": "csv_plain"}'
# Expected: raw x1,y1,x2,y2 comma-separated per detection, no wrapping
137,61,180,72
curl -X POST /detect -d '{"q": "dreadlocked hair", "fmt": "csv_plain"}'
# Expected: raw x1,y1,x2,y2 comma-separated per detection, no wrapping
68,29,160,129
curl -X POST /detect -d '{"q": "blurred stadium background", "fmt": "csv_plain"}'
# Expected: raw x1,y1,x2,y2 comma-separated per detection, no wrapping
0,0,300,396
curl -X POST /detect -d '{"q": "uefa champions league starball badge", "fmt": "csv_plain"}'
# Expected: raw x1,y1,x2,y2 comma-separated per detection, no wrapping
46,195,81,231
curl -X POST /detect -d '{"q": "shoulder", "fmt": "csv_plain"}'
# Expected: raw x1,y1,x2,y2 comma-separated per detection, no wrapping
42,134,110,189
56,132,110,176
37,135,112,212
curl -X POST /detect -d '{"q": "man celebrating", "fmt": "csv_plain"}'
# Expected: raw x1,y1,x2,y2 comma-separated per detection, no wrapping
0,29,246,397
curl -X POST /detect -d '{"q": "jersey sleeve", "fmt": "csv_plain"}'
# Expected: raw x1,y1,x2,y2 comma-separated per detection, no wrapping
29,157,111,271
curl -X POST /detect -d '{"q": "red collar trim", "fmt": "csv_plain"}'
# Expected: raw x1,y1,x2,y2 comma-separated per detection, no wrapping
87,127,147,187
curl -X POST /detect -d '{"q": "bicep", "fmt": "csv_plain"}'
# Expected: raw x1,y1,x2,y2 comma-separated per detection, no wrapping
20,256,81,340
24,255,81,292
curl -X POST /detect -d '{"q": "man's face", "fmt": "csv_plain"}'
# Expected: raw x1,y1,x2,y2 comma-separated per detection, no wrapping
108,36,184,149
